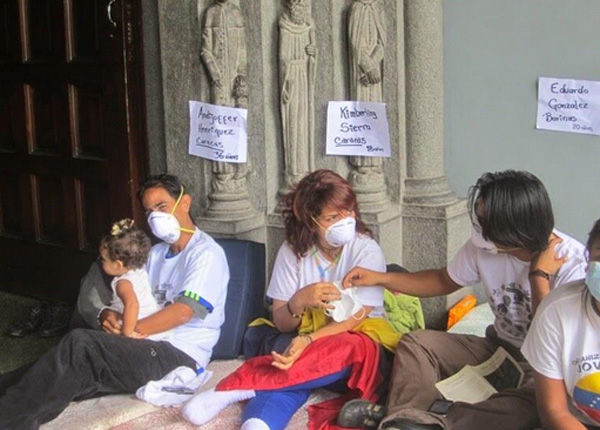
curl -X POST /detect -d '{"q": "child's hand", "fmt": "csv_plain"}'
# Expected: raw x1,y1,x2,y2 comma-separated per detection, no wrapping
100,309,123,335
125,330,147,339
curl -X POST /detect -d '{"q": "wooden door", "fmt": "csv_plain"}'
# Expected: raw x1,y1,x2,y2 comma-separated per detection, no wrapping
0,0,148,301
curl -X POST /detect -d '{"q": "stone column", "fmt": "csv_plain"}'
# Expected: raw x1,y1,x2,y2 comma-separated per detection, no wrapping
402,0,470,329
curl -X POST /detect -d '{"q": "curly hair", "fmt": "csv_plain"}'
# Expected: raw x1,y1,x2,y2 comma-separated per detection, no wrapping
100,219,151,269
281,169,371,258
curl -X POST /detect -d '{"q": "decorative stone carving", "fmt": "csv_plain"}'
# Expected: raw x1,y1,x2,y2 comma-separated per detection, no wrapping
200,0,254,220
278,0,317,190
347,0,389,212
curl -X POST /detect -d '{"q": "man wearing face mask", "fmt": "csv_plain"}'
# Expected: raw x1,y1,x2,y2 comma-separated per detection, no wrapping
337,170,588,430
0,174,230,430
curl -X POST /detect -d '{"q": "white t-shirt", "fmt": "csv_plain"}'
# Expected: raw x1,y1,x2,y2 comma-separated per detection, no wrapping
109,268,169,341
522,280,600,427
146,229,229,367
267,234,386,318
447,229,586,347
110,268,160,318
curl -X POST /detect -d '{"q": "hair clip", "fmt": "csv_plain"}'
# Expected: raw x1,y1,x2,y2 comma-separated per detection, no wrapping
111,218,135,236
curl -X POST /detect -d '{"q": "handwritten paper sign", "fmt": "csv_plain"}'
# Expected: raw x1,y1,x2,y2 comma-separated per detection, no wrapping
326,101,391,157
188,101,247,162
536,77,600,136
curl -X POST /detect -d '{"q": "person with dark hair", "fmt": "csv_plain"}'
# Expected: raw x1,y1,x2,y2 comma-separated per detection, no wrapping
522,218,600,430
182,169,399,430
336,170,588,430
0,174,230,430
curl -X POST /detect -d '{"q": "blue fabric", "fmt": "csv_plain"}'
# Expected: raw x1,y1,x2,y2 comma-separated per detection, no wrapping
212,239,266,359
242,367,351,430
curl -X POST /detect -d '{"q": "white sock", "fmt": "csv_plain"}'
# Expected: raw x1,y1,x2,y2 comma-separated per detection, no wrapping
241,418,270,430
182,388,256,425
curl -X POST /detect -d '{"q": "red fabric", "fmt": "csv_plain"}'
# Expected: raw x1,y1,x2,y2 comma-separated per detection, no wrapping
216,332,382,430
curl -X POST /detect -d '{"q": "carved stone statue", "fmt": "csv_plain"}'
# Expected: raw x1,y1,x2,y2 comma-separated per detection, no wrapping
279,0,317,189
200,0,253,219
201,0,247,108
347,0,389,212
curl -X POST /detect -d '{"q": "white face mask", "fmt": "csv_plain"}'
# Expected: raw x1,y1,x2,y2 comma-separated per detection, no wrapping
148,211,182,244
325,282,365,322
586,261,600,302
470,225,499,254
146,186,195,244
324,217,357,248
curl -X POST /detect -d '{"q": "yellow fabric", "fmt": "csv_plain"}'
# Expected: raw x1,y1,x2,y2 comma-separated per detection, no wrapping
248,317,275,328
297,308,329,335
249,308,401,352
353,317,401,352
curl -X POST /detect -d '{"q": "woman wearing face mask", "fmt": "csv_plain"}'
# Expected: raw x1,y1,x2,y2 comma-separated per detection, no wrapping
522,219,600,430
183,169,400,430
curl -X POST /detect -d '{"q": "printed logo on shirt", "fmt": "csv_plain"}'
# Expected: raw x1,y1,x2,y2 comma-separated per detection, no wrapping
491,282,532,340
573,354,600,372
573,372,600,424
153,282,173,305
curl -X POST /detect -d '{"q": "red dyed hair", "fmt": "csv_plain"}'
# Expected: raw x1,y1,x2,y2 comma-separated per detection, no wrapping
281,169,371,258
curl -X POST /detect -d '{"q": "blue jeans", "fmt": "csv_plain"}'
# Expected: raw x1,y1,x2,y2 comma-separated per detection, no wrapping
242,367,351,430
0,329,195,430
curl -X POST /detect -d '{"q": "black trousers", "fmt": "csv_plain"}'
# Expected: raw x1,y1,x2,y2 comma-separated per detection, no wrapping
0,328,195,430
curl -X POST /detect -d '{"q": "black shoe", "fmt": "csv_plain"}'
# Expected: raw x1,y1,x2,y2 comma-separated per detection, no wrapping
6,302,49,337
337,399,386,430
381,418,442,430
38,303,72,337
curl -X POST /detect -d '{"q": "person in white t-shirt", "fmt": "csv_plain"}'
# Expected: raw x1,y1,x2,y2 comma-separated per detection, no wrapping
523,219,600,430
0,174,229,430
99,218,167,340
337,170,587,430
183,169,399,430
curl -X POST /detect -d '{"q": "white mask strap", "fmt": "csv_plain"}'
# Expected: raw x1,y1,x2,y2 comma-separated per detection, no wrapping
352,306,366,320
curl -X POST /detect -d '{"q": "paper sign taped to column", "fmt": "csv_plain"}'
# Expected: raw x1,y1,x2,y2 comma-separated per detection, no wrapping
188,101,247,162
326,101,391,157
536,77,600,136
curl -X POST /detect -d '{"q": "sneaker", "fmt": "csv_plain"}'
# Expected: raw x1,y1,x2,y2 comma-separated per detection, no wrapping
6,302,49,337
38,302,73,337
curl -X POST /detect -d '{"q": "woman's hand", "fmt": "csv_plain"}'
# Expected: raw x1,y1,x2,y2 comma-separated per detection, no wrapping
294,282,341,311
271,335,312,370
531,235,568,275
342,266,385,288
